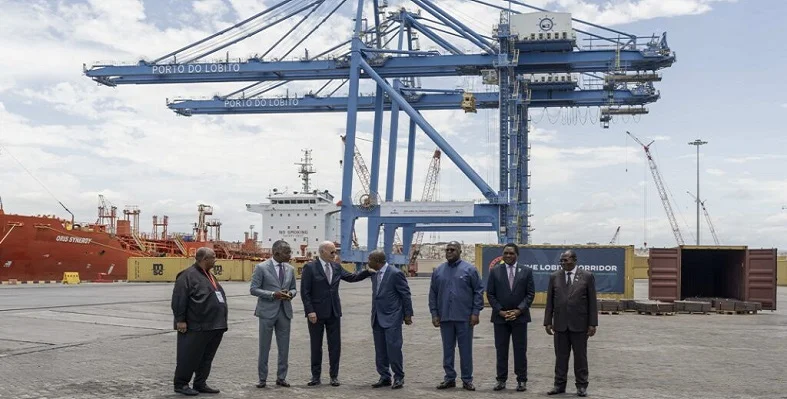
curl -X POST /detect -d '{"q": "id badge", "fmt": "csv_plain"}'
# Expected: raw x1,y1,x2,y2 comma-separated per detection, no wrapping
215,291,225,303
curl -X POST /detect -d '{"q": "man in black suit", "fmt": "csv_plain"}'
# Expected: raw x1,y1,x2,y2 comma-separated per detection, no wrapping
300,240,372,387
544,250,598,397
486,243,535,392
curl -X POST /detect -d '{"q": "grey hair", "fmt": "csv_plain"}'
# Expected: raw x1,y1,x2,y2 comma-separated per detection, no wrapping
195,247,215,262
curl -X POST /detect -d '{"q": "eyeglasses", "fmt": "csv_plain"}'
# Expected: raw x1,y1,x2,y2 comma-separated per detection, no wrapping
445,248,456,252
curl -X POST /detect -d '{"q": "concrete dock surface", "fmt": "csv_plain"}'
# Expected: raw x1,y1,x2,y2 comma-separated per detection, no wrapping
0,279,785,398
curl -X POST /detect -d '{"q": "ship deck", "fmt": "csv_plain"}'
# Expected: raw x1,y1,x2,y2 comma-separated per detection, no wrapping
0,280,785,398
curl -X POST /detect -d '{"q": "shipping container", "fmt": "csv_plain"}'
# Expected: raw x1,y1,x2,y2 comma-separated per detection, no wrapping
778,256,786,286
128,257,247,282
475,244,635,307
647,246,777,310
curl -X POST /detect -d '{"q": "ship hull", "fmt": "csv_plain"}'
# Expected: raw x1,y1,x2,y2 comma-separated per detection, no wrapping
0,213,133,282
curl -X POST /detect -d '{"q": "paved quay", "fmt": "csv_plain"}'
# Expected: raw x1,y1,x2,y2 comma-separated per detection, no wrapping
0,279,785,399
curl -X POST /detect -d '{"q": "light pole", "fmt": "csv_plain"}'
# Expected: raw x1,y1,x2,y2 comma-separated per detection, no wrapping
688,139,708,245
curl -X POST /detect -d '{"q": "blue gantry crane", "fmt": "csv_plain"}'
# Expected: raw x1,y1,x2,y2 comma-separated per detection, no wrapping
83,0,675,266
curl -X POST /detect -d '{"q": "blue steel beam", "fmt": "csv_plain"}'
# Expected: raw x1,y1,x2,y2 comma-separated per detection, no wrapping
339,0,365,263
167,89,658,115
84,50,675,85
412,0,496,54
403,13,463,55
359,58,497,201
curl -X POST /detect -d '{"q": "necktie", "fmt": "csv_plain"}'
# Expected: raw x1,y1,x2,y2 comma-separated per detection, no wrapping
325,263,332,282
377,271,383,293
508,266,515,290
566,271,572,286
278,264,284,285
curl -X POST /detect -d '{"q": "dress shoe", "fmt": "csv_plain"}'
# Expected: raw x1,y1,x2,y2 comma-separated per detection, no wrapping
174,385,198,396
372,378,392,388
330,377,341,387
276,379,290,387
577,387,587,397
307,379,321,386
256,382,267,388
194,384,220,394
436,380,456,389
392,380,404,389
517,382,527,392
493,381,506,391
462,381,476,391
547,386,566,395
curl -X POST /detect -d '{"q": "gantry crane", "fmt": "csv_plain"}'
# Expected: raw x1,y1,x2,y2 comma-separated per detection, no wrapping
83,0,676,266
407,149,441,276
687,191,720,245
626,131,685,245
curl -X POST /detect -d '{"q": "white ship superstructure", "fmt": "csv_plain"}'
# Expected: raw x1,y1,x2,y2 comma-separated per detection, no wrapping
246,150,340,257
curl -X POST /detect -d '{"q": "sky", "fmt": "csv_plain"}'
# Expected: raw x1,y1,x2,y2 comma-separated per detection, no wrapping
0,0,784,252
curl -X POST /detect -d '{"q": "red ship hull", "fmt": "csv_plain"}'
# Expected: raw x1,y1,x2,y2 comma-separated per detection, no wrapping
0,212,134,282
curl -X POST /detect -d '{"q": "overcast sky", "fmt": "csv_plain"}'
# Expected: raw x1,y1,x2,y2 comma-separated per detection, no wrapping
1,0,784,251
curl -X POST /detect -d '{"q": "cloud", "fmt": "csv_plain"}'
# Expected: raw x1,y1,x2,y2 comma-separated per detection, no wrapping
706,168,725,176
724,154,787,164
0,0,779,253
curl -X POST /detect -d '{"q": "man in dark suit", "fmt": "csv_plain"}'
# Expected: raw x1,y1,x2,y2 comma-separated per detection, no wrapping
486,243,535,392
300,240,372,387
544,250,598,397
367,250,413,390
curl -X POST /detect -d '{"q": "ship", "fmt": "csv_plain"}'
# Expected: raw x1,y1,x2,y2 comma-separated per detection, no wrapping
246,149,342,260
0,197,270,282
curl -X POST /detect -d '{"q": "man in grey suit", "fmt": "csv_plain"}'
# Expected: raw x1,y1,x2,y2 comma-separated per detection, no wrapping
544,250,598,397
367,250,413,390
250,240,297,388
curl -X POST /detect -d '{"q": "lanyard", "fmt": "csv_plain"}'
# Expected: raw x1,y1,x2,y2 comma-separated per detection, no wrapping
201,268,218,291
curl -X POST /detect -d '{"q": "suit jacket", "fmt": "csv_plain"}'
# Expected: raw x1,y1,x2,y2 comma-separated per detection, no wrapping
300,258,371,320
486,262,535,324
371,265,414,329
249,259,297,320
543,268,598,332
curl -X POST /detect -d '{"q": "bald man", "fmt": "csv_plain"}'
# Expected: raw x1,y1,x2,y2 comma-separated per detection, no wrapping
300,241,372,387
171,247,227,396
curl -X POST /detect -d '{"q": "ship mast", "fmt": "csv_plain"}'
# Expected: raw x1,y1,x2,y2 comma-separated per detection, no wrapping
295,149,316,192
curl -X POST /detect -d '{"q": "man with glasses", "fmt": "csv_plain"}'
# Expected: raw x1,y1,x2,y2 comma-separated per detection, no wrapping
544,250,598,397
428,241,484,391
300,240,373,387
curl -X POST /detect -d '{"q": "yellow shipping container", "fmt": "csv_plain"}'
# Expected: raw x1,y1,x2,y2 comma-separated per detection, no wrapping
128,258,247,282
211,259,246,282
778,256,787,286
475,244,635,308
127,257,189,282
631,255,649,279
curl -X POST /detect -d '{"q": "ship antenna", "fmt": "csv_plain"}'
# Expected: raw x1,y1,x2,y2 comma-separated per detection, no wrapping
294,149,316,192
0,141,75,226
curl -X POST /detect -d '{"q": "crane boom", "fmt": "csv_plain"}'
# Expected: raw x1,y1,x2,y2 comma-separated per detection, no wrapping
341,136,402,250
609,226,620,244
408,149,442,267
627,131,685,245
687,191,720,245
